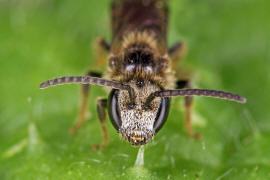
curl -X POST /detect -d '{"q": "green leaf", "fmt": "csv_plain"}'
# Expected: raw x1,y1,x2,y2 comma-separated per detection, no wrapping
1,0,270,179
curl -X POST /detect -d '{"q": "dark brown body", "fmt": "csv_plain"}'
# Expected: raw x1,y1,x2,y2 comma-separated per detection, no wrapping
106,0,175,90
104,0,175,145
111,0,168,51
40,0,246,148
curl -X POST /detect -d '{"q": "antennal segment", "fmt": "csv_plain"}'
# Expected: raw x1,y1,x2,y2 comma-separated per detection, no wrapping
40,76,135,106
145,88,246,108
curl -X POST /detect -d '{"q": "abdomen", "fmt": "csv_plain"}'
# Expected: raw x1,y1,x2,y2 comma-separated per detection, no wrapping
111,0,168,45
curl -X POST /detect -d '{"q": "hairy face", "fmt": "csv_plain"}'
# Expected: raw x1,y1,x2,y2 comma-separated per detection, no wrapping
118,80,161,145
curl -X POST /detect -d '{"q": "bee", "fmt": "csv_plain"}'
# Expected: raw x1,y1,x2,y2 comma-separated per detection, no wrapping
40,0,246,148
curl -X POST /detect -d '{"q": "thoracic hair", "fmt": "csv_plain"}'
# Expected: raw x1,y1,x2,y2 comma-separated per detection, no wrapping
105,31,175,89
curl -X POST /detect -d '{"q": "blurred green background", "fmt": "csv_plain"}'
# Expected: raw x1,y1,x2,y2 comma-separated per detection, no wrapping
0,0,270,179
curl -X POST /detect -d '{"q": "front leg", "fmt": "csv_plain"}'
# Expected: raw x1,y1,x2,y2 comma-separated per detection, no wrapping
176,80,201,139
69,71,102,135
92,98,109,150
70,37,109,135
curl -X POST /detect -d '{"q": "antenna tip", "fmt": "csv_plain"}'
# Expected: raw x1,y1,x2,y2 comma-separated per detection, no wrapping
239,96,247,103
39,82,47,89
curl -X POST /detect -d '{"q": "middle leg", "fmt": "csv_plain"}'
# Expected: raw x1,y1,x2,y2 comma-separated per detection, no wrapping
70,37,110,135
176,80,201,139
69,71,102,135
169,42,186,67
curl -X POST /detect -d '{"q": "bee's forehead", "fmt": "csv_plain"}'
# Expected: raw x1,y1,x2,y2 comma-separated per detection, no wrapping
121,107,156,118
118,99,159,122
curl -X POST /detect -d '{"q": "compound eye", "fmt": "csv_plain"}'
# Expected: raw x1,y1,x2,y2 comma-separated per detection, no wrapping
153,97,171,133
108,89,122,131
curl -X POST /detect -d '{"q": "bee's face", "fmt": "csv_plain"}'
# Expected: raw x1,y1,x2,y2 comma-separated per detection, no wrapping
108,80,170,145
